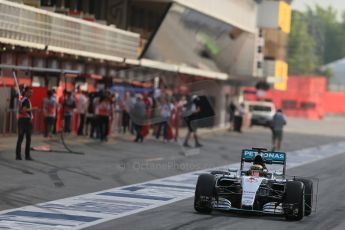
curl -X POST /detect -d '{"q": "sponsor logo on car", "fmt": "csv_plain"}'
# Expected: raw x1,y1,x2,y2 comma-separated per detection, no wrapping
243,150,256,158
242,200,253,205
263,152,285,161
246,177,258,183
242,150,285,161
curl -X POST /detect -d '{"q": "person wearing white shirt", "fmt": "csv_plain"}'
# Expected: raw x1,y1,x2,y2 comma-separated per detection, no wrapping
156,97,171,142
43,90,58,137
77,91,89,135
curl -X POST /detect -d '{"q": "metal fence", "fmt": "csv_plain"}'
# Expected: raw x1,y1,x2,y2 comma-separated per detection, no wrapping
0,0,140,59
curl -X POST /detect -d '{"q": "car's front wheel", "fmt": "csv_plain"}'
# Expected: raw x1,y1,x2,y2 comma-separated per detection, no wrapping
295,178,313,216
284,181,305,221
194,174,216,214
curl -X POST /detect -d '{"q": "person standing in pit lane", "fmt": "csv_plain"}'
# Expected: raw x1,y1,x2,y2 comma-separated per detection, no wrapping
43,90,58,138
228,100,236,131
120,91,131,134
63,91,75,133
234,103,245,133
271,109,287,151
76,91,89,136
183,95,203,148
96,91,113,142
131,94,146,143
51,88,58,134
16,86,37,161
156,96,171,142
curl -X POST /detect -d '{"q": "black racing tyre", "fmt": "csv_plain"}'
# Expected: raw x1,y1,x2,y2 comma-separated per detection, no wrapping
295,178,313,216
194,174,216,214
284,181,305,221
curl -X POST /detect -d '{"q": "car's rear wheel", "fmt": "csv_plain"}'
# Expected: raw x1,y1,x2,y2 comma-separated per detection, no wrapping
284,181,305,221
194,174,216,214
295,178,313,216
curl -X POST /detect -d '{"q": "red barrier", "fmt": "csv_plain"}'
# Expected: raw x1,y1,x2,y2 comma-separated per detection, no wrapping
31,87,48,133
243,76,329,120
324,92,345,114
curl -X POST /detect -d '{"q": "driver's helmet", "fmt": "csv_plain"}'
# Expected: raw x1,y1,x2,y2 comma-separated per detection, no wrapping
254,155,265,168
248,164,264,177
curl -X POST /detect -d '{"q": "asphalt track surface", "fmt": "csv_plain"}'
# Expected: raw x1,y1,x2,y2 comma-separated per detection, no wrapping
85,129,345,230
89,149,345,230
1,120,345,230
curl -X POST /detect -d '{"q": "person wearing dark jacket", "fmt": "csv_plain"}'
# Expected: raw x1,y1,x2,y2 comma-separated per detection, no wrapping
183,95,202,148
271,109,287,151
16,86,36,160
234,103,245,133
228,101,236,131
131,94,146,142
63,91,75,133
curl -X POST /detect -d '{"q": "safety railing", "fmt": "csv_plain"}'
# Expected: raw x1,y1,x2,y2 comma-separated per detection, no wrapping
0,0,140,59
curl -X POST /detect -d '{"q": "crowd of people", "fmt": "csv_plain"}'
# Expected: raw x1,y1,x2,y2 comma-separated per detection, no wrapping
39,87,205,147
15,85,287,161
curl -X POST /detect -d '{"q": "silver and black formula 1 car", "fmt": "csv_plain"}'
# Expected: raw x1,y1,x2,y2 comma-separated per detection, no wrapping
194,148,315,221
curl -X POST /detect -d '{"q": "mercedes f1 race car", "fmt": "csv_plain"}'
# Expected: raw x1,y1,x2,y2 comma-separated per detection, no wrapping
194,148,315,221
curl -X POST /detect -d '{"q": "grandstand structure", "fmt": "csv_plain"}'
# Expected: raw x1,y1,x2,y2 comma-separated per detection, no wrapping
0,0,291,132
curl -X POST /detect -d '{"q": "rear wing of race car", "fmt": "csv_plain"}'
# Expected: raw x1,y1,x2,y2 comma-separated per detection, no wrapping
241,148,287,175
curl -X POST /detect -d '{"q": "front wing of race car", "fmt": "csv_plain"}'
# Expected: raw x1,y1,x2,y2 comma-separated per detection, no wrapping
212,198,284,215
